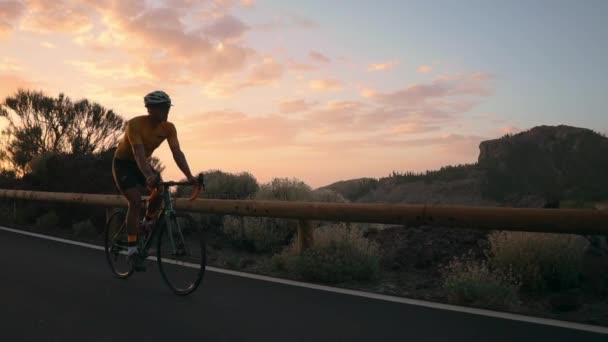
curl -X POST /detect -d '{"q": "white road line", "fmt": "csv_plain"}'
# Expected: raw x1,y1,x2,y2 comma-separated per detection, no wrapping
1,225,607,335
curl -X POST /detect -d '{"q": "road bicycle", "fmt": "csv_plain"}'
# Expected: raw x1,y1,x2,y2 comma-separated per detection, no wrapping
104,174,206,295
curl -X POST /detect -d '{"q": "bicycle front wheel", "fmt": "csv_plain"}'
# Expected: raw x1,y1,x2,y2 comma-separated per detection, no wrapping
104,209,134,279
157,213,206,295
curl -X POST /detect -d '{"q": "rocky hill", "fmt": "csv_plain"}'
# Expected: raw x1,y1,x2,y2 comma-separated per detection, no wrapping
319,125,608,208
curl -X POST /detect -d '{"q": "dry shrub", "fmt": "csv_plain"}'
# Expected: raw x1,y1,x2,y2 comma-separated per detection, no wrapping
222,216,296,253
442,253,520,309
274,223,381,284
488,231,587,292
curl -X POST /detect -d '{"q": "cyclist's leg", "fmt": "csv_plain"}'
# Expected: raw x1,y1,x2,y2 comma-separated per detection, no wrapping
123,188,143,237
112,158,146,249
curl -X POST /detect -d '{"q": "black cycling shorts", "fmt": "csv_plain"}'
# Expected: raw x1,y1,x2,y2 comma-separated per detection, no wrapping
112,158,146,192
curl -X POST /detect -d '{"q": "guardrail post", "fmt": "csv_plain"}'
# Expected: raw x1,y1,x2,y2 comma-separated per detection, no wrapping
297,219,313,254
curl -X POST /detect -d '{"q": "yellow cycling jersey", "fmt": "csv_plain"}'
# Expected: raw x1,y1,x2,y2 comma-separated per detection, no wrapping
114,115,179,161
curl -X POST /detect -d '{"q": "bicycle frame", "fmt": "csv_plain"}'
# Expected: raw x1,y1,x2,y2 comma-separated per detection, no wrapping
139,182,200,258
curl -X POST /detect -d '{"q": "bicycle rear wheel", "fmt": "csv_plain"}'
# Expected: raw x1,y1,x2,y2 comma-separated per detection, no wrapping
157,213,206,295
104,209,134,279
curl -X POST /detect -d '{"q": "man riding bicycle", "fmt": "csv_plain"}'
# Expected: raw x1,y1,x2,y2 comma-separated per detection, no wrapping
112,90,198,269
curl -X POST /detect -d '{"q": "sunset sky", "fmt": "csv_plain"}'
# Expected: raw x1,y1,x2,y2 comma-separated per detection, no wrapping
1,0,606,188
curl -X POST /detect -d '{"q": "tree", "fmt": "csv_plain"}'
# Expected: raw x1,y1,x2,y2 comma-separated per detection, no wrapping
0,89,124,175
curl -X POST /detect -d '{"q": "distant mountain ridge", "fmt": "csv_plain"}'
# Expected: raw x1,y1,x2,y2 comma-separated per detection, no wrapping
319,125,608,207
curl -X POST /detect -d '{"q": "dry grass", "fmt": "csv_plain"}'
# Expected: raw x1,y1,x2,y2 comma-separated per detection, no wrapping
442,253,520,309
273,223,381,284
222,216,296,253
488,231,588,292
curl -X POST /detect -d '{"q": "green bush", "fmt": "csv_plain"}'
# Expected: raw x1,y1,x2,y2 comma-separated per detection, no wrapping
442,255,520,309
488,231,587,292
274,224,381,284
72,219,97,236
35,211,60,228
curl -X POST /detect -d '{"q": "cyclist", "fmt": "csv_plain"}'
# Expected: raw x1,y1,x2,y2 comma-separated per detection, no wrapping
112,90,198,270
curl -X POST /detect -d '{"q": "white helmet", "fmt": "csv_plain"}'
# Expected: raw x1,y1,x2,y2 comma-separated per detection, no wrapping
144,90,172,106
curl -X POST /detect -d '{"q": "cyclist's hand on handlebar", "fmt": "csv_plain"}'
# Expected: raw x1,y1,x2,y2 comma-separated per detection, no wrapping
187,174,198,186
186,173,204,200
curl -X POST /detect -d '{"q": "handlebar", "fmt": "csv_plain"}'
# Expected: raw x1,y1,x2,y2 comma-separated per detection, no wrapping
149,173,205,201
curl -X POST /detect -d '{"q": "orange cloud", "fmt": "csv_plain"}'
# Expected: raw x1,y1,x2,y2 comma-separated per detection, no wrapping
368,60,399,72
21,0,93,34
0,1,25,39
309,51,331,63
309,79,343,91
359,88,377,99
418,65,432,74
71,1,255,84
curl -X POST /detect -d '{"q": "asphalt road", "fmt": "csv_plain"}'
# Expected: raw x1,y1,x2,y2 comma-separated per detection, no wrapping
0,228,606,342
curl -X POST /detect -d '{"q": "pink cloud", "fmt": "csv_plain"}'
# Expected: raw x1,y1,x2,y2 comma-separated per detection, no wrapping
309,51,331,63
368,72,496,107
203,14,250,42
72,1,255,84
0,1,26,38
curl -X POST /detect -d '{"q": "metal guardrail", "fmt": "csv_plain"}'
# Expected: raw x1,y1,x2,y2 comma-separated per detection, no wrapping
1,189,607,253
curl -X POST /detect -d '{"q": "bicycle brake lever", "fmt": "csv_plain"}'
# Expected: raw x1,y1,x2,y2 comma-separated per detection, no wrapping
189,185,202,201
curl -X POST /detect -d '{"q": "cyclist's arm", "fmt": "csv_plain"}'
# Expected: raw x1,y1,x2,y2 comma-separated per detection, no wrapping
127,122,156,180
167,124,194,179
133,145,156,179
